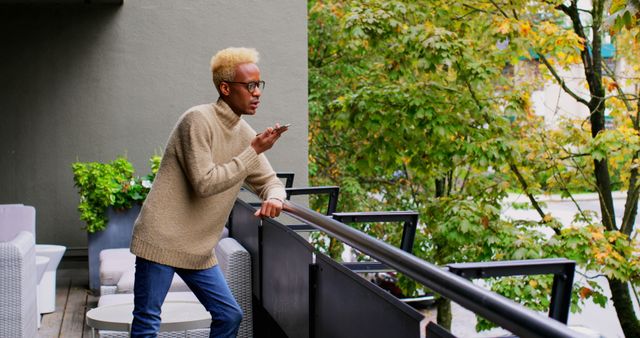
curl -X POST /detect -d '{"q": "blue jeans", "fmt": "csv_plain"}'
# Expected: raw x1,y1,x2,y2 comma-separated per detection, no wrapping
130,257,242,338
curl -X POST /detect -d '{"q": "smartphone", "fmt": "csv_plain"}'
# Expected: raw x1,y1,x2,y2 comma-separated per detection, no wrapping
257,124,291,137
274,123,291,132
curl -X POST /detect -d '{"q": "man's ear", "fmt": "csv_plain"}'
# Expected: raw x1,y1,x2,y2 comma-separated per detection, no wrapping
219,82,231,96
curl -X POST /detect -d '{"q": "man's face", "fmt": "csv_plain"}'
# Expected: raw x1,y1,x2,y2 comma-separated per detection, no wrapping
221,63,262,116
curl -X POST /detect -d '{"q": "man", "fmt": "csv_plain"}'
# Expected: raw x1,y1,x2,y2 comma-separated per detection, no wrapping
129,47,288,337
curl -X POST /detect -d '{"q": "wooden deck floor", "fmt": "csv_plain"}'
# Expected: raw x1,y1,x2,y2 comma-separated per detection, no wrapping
38,268,98,338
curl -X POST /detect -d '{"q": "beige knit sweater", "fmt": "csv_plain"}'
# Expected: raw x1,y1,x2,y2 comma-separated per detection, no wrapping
130,99,286,269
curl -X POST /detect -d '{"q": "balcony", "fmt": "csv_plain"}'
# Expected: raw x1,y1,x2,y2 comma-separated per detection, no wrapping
34,183,588,338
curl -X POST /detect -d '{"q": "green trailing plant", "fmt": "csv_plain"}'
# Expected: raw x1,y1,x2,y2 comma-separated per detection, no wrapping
72,155,161,233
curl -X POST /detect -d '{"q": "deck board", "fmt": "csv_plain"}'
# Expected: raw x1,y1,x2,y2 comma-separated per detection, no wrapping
39,268,94,338
39,271,72,338
60,285,89,337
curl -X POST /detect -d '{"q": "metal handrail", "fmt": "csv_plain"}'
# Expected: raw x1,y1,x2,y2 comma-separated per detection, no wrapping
282,200,585,338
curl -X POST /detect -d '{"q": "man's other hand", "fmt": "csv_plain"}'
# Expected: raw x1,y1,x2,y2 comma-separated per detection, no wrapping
254,198,284,218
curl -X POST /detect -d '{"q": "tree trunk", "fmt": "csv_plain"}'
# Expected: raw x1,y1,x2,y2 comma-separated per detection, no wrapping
434,178,453,330
608,278,640,337
436,298,452,330
556,2,640,335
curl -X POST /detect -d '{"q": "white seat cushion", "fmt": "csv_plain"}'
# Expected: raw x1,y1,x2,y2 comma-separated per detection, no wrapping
98,291,199,307
99,248,136,286
116,266,190,294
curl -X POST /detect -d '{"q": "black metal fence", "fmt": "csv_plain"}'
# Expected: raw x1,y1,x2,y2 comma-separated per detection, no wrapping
229,192,585,338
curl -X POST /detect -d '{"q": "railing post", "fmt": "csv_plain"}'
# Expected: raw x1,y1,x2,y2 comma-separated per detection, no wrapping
400,215,418,254
446,258,577,324
549,261,575,323
309,262,319,338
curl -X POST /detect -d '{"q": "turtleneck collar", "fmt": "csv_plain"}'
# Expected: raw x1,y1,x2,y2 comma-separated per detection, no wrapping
213,99,242,129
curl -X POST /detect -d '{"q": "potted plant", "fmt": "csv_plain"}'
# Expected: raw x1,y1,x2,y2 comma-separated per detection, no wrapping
72,155,161,291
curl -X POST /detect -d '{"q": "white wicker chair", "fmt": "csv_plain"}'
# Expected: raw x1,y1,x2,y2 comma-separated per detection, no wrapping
94,237,252,338
216,237,253,338
0,231,38,338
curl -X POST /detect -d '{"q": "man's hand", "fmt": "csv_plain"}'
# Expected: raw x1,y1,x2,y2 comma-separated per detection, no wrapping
254,198,284,218
251,123,289,154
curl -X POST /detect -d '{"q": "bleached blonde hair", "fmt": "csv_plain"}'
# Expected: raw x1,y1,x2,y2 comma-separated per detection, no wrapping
210,47,260,92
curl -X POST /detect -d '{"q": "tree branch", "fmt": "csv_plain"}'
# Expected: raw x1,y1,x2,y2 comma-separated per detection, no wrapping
621,89,640,235
509,0,519,20
601,59,635,111
537,53,590,106
509,163,561,234
489,0,510,18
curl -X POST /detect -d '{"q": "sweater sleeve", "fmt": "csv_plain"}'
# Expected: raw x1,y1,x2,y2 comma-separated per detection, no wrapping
244,154,287,202
175,111,262,198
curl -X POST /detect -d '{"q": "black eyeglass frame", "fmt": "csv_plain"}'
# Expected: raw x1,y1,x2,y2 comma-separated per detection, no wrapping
223,80,265,93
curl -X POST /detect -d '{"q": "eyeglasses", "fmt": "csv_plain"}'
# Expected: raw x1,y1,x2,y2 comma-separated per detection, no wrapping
224,80,265,93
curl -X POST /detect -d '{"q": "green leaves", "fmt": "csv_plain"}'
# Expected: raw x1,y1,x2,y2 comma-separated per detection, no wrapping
71,155,161,233
309,0,640,333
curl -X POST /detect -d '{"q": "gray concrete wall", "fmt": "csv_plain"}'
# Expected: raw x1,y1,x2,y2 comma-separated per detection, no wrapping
0,1,308,254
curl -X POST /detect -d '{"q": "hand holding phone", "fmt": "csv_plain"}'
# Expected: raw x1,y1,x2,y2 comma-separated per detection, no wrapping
252,123,290,154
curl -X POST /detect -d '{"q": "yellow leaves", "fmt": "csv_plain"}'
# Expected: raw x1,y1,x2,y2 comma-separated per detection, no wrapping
519,21,532,37
423,21,434,33
565,53,582,64
541,22,559,36
495,19,534,38
609,0,627,14
496,18,512,35
396,23,408,34
592,231,605,241
557,51,566,60
528,279,538,288
595,250,609,264
568,33,586,51
309,1,324,14
555,50,581,65
611,250,624,262
607,231,624,243
328,152,337,165
329,166,340,179
330,3,344,18
520,91,532,114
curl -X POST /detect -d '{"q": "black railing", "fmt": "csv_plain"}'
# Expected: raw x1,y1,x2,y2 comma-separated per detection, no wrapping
281,200,584,338
447,258,575,324
229,198,426,338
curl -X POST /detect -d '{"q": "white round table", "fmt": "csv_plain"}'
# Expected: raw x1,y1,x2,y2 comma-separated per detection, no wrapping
85,301,211,337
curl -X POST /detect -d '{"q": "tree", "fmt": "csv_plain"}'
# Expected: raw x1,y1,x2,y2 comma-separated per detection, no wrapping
308,0,640,335
484,0,640,335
